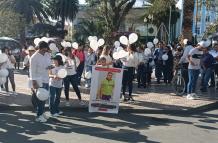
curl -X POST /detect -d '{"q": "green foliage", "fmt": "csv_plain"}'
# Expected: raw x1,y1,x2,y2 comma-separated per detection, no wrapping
0,11,25,37
86,0,136,40
0,0,50,24
144,0,180,27
74,20,106,44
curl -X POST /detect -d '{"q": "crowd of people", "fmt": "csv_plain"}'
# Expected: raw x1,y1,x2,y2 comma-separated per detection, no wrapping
0,37,218,122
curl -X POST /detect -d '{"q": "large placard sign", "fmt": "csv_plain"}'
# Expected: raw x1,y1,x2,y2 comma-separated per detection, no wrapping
89,66,123,114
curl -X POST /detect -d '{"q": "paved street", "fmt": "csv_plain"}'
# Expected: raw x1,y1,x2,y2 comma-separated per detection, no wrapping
0,108,218,143
0,71,218,112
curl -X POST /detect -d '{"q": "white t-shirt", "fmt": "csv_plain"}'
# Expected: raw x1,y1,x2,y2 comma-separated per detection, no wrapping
49,66,64,88
7,55,16,69
188,48,203,70
65,57,80,76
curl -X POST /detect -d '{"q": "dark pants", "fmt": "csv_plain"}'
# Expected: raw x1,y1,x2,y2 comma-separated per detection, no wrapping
137,64,146,87
63,74,81,101
163,66,173,83
5,69,15,92
32,83,49,117
49,86,62,114
15,58,20,70
210,64,218,86
181,63,189,93
155,61,163,82
76,62,85,85
201,68,213,90
122,67,135,97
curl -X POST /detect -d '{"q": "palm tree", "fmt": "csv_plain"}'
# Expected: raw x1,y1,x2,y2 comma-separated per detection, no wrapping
182,0,195,41
0,0,50,43
48,0,79,31
0,0,50,23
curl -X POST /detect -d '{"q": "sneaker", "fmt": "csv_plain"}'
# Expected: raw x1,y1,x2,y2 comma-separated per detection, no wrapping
35,115,47,123
79,100,86,106
191,93,199,98
43,113,49,119
65,101,71,106
13,91,18,96
6,92,10,96
186,94,195,100
58,111,63,115
51,113,59,117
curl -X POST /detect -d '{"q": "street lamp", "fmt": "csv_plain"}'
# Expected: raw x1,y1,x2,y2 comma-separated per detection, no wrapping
144,15,153,42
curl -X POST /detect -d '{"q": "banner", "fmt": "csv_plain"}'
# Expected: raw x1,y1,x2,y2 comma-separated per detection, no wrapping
89,66,123,114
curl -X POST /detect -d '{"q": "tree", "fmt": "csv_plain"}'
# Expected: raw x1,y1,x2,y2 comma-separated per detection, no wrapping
0,11,25,37
86,0,136,40
182,0,194,41
74,20,106,44
46,0,79,31
0,0,50,43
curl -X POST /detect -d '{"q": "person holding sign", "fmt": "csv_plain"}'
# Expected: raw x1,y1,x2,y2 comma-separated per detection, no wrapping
97,72,115,101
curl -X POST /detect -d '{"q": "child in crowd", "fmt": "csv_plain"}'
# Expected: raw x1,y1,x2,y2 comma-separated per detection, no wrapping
96,57,107,67
49,55,65,117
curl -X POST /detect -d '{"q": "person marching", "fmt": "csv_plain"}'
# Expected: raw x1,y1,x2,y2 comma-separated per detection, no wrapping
209,42,218,89
63,48,84,106
121,45,139,101
30,41,51,122
49,55,65,117
1,47,17,96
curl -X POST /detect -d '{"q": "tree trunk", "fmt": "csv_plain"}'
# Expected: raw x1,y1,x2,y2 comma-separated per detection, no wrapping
182,0,194,42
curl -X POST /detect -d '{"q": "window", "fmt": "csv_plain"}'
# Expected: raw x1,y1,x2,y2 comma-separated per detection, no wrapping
206,16,210,22
195,27,200,34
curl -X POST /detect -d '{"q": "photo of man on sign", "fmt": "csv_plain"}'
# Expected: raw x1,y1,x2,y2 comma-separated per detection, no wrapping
97,72,115,101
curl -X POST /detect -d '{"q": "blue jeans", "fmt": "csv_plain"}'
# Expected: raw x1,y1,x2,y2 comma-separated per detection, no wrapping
187,69,200,94
32,83,49,117
201,68,213,89
49,86,62,114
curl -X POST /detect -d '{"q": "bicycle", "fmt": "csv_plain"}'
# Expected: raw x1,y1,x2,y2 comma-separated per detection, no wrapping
172,65,186,96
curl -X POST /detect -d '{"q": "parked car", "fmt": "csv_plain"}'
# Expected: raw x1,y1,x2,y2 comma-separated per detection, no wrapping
0,37,22,54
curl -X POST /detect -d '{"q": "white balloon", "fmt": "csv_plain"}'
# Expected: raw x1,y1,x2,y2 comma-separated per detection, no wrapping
0,77,6,85
183,39,188,45
85,71,92,79
144,48,151,56
88,36,93,42
153,38,159,45
41,37,49,43
93,36,98,41
49,43,57,51
114,41,120,48
112,52,119,60
98,38,105,47
66,42,72,48
117,46,123,52
129,33,138,44
61,41,67,47
118,50,129,59
0,69,9,77
57,69,67,78
119,36,129,45
72,42,79,49
36,88,49,101
162,54,169,61
147,42,154,49
90,40,98,51
0,53,8,63
34,38,41,46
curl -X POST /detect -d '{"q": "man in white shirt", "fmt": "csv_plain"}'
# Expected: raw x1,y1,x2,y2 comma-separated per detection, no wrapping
186,42,204,100
209,43,218,89
30,41,51,123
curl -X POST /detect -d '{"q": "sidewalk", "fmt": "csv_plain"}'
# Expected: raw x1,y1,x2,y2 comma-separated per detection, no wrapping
0,71,217,113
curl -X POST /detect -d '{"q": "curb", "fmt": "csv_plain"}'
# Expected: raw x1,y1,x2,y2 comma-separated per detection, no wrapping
1,101,217,115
